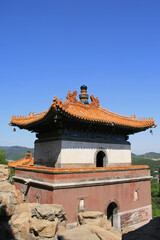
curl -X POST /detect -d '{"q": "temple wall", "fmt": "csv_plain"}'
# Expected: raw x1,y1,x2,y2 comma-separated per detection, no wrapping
14,167,152,226
61,140,131,167
107,148,131,166
34,140,62,167
34,139,131,167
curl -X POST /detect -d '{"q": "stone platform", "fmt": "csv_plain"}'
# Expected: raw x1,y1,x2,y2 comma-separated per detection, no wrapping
13,165,152,229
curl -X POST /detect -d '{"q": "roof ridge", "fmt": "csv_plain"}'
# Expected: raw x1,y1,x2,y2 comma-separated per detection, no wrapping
99,106,154,122
9,91,156,132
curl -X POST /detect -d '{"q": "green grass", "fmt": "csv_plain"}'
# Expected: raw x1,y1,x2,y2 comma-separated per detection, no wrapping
8,166,15,184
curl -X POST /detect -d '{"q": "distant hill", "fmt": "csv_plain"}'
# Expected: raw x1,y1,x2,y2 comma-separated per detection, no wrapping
131,153,137,157
132,155,160,176
0,146,34,161
138,152,160,160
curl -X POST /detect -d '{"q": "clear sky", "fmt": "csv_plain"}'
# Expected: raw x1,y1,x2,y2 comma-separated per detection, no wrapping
0,0,159,154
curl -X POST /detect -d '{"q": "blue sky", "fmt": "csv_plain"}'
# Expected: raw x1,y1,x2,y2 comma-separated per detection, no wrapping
0,0,159,154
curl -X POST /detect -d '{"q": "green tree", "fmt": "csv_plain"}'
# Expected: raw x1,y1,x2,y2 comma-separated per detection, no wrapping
151,178,159,197
151,178,160,218
0,148,8,165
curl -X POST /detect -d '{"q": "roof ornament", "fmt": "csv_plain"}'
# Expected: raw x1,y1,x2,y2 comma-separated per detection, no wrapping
131,114,136,119
79,85,89,104
90,95,99,108
53,96,63,108
66,90,78,103
29,112,34,117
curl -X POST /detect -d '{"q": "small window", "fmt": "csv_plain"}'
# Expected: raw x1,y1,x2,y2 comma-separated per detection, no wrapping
79,199,85,211
35,194,40,203
133,190,139,201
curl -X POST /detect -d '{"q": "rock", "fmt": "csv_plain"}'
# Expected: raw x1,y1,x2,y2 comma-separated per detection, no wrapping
30,217,58,238
10,211,31,240
27,232,57,240
0,182,22,218
10,213,19,224
0,164,10,181
12,188,23,204
122,225,135,234
0,203,16,217
88,225,121,240
12,211,31,228
0,182,23,204
0,182,15,193
66,222,78,229
31,204,66,222
20,222,31,240
14,202,40,215
0,164,8,169
58,225,99,240
0,192,18,205
80,218,103,227
56,225,66,235
14,222,29,239
78,211,111,228
9,203,67,239
12,226,19,236
101,215,112,229
78,211,104,220
24,232,37,240
109,228,122,238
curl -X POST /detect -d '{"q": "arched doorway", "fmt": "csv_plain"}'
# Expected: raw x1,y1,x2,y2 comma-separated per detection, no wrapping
96,151,106,167
107,202,118,228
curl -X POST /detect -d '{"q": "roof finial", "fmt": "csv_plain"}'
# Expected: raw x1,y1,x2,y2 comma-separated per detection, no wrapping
79,85,89,104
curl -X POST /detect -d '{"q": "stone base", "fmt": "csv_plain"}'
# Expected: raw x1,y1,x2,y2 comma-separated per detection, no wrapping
14,166,152,226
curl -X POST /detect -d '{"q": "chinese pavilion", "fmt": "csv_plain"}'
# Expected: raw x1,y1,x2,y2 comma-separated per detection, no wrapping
9,85,156,229
9,85,155,168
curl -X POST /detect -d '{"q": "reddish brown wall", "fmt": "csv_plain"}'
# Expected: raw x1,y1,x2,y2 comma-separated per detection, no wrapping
15,167,150,183
14,168,152,225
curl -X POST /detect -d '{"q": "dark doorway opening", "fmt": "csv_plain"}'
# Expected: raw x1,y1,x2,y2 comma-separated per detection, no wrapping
96,151,106,167
107,202,118,228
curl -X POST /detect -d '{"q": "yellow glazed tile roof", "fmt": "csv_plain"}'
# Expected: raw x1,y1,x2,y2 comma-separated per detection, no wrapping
8,152,34,168
9,90,156,130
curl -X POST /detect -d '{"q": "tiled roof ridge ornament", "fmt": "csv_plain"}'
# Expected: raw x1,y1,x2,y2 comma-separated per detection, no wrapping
90,95,99,108
79,85,89,104
29,112,34,117
53,96,63,108
66,90,78,103
131,114,136,119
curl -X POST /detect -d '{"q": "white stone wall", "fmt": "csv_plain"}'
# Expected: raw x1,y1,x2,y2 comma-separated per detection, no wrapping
61,140,131,166
107,148,131,165
34,139,131,167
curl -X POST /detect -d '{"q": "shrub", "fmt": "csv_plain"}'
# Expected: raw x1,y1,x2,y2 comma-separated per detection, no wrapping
0,148,8,165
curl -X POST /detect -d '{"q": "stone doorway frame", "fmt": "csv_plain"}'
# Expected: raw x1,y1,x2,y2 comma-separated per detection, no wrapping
94,148,108,167
106,201,120,229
